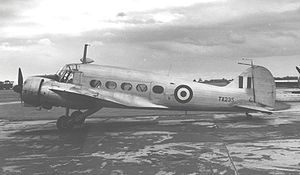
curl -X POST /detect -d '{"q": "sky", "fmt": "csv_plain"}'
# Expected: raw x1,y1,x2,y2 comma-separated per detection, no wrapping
1,0,300,82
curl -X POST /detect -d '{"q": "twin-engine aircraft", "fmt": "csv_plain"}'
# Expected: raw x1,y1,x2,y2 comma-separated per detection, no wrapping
13,44,276,130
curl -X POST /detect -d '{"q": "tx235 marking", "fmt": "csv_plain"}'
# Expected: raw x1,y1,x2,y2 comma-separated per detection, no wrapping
219,96,235,102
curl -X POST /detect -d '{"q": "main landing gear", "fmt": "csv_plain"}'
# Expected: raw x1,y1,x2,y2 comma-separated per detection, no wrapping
56,106,102,131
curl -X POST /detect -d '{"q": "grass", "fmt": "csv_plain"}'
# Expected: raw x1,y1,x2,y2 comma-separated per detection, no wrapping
0,90,19,103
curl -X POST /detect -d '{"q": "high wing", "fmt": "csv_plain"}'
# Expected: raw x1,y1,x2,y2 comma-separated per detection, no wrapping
50,86,168,109
232,100,273,114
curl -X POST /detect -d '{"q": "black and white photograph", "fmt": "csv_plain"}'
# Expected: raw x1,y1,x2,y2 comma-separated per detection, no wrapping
1,0,300,174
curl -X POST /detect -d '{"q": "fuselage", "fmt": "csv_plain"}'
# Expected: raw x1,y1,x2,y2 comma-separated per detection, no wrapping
21,63,254,112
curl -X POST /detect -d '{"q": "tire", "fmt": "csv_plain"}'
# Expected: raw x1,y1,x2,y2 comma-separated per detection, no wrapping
71,111,83,118
71,111,85,125
56,115,73,131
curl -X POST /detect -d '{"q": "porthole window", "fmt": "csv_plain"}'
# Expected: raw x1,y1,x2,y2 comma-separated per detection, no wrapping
152,85,164,94
90,80,101,88
121,82,132,91
136,84,148,92
105,81,117,89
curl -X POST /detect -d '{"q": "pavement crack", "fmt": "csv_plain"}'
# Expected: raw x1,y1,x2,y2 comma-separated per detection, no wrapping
223,142,239,175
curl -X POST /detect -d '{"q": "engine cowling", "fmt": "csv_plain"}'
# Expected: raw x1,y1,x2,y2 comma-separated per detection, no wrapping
22,77,45,107
22,76,94,110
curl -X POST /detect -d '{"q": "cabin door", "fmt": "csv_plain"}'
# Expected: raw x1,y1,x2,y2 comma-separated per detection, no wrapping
164,83,177,104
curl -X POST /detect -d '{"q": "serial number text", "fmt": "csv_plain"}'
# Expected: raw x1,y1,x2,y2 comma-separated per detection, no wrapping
218,96,235,102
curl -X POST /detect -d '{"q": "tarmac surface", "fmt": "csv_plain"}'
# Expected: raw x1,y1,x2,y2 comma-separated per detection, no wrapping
1,90,300,175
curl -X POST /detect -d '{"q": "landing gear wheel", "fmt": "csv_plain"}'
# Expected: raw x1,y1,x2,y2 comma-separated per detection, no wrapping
56,106,102,131
71,111,83,118
56,115,74,131
71,111,85,125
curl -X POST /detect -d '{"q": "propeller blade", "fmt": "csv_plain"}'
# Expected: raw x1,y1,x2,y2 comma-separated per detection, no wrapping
297,66,300,88
13,68,23,103
18,68,23,86
296,66,300,74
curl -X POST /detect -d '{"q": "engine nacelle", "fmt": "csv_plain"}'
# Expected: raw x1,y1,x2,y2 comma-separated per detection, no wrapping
22,76,95,110
22,77,62,109
22,77,45,107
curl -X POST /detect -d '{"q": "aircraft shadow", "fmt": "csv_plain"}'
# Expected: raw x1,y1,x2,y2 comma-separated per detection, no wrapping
12,119,159,135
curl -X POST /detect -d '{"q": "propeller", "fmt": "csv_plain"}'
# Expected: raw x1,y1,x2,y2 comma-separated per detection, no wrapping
297,66,300,88
13,68,23,102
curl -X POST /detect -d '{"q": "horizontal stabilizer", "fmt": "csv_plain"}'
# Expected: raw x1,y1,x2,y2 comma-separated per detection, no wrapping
234,104,272,114
233,101,273,114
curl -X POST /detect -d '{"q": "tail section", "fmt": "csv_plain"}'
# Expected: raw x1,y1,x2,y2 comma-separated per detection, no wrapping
227,65,276,108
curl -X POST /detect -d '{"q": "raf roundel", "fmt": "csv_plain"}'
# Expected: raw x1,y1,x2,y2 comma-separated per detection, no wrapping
174,85,193,103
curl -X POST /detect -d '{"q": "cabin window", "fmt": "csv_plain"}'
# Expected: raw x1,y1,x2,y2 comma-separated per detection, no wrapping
239,76,243,88
121,82,132,91
90,80,101,88
247,77,252,89
152,85,164,94
105,81,117,89
136,84,148,92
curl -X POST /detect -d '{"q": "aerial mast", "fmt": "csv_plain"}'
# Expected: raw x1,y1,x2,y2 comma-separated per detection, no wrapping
80,43,94,64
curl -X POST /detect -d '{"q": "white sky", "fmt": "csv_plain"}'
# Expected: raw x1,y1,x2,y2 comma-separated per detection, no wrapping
2,0,226,37
1,0,300,82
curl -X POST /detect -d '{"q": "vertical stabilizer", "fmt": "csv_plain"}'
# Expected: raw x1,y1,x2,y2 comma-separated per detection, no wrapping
226,66,276,107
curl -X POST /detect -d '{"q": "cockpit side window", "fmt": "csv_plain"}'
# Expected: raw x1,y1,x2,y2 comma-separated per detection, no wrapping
56,65,78,83
56,65,67,77
67,73,73,83
61,71,68,82
56,65,77,83
59,70,73,83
